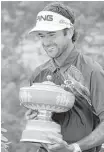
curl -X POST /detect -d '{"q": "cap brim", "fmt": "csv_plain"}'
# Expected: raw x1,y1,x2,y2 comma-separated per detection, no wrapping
28,24,71,34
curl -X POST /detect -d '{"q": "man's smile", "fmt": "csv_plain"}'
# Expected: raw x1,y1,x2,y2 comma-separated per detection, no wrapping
47,47,55,52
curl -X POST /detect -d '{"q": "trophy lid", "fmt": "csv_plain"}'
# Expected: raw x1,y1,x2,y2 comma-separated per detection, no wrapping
32,75,61,87
29,75,67,93
32,75,56,86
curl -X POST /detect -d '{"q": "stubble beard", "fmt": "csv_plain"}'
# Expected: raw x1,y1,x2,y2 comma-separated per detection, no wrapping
54,42,69,59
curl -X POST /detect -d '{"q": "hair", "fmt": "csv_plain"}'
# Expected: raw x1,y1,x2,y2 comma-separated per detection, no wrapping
43,2,78,43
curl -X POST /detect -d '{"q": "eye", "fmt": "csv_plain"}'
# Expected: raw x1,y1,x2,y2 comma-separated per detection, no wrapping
49,34,56,37
37,33,45,38
50,34,54,36
39,35,45,38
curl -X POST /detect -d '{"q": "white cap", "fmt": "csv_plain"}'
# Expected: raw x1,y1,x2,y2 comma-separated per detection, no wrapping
29,11,73,33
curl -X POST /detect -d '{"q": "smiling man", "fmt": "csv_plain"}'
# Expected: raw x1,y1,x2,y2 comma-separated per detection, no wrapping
25,2,104,152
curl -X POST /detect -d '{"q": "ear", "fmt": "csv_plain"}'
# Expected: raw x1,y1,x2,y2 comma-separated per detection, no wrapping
67,27,74,40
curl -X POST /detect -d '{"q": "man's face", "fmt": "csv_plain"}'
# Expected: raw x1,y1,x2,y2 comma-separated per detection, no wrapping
36,30,70,58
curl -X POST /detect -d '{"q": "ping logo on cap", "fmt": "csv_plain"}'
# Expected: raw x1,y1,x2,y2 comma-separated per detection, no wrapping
37,15,53,21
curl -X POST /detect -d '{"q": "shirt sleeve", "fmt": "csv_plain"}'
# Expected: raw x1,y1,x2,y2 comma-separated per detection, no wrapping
30,66,41,86
90,67,104,121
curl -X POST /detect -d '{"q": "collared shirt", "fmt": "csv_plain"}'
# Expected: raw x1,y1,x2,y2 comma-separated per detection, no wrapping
30,47,104,152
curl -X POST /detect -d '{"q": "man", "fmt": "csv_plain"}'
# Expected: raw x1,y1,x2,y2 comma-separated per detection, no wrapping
25,2,104,152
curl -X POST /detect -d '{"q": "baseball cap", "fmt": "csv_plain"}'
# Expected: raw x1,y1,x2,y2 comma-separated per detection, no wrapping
29,11,73,33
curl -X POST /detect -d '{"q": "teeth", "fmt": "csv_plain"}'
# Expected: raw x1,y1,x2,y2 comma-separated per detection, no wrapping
48,48,53,51
48,47,54,50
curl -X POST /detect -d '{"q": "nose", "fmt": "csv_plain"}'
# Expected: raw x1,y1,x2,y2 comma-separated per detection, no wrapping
42,37,52,47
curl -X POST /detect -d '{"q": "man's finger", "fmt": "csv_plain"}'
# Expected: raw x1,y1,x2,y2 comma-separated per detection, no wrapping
29,113,38,119
47,143,61,150
26,109,32,115
25,109,38,120
41,143,50,152
30,142,41,147
46,134,63,144
25,109,32,118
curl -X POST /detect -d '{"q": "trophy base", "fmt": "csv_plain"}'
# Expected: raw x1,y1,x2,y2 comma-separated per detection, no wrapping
20,120,62,144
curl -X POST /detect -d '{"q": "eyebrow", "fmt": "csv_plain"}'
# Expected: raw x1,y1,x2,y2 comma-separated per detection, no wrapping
47,32,56,34
38,32,56,35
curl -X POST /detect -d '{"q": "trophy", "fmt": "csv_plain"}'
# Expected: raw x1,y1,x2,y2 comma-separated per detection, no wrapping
19,75,75,144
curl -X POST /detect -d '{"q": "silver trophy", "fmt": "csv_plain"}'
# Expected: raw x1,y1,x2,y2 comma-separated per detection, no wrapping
19,75,75,144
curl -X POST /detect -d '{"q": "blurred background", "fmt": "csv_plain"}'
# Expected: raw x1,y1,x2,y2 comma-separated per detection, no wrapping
1,1,104,152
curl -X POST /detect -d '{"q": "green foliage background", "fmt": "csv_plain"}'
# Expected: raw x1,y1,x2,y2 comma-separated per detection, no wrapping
1,1,104,152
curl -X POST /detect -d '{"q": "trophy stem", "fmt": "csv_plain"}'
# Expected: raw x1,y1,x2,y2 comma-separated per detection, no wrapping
37,110,52,121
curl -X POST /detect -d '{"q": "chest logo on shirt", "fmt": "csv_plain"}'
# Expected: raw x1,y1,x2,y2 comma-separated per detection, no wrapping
65,65,84,85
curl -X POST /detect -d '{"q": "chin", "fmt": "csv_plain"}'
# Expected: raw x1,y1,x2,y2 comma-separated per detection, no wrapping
48,55,57,58
47,52,57,58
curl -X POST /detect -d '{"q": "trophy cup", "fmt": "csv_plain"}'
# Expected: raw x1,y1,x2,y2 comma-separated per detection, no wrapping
19,75,75,144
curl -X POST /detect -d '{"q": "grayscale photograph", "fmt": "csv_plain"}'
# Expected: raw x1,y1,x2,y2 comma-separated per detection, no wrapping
1,1,104,152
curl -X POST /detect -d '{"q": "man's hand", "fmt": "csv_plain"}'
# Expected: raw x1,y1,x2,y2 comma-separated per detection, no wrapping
44,133,75,152
24,109,42,149
25,109,38,120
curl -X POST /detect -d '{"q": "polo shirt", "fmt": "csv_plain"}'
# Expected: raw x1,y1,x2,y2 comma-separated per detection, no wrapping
30,47,104,152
